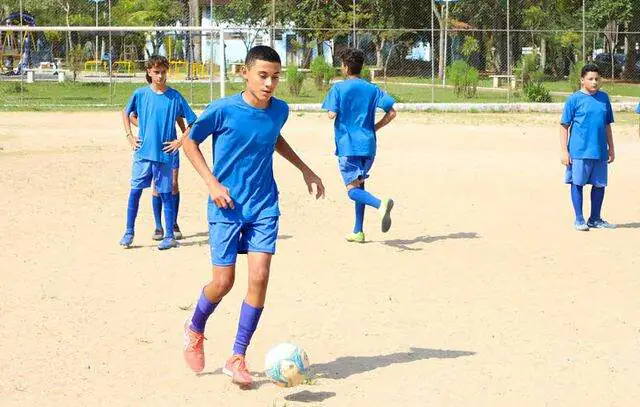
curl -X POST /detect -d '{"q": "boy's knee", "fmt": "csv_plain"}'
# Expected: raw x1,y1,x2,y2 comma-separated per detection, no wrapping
249,266,270,288
212,271,235,295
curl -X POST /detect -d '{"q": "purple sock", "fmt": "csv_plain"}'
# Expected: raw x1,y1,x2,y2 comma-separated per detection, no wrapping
232,301,263,355
190,291,218,334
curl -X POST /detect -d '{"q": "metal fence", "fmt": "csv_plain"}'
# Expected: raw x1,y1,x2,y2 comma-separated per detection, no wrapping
2,0,640,109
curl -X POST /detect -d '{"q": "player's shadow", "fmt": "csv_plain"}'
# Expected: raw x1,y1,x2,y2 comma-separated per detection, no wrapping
285,390,336,403
616,222,640,229
381,232,480,251
181,232,209,239
312,347,475,380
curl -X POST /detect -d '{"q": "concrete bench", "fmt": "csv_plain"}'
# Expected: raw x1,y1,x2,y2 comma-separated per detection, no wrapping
489,74,516,89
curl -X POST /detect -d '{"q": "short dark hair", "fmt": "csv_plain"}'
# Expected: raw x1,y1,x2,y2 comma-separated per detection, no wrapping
245,45,281,68
581,63,600,78
145,55,169,83
339,48,364,75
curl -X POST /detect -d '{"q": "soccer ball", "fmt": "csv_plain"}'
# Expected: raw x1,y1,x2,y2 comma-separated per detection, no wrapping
264,342,310,387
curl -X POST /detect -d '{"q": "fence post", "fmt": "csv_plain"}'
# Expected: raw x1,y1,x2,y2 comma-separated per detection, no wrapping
220,27,225,98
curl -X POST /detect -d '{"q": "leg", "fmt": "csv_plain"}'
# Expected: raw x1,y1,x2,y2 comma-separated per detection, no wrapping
183,222,241,373
154,162,177,249
172,168,182,239
151,183,164,240
120,188,143,247
570,183,586,228
589,186,605,223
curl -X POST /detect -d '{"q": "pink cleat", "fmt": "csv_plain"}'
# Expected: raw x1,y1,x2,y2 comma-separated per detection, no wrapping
183,319,206,373
222,355,253,389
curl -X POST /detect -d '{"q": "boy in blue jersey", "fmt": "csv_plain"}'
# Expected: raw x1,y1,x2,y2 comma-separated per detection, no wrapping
322,48,397,243
120,55,197,250
560,63,616,231
181,46,325,388
129,114,187,241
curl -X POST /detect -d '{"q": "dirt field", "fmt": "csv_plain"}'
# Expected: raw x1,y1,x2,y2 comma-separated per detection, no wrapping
1,111,639,407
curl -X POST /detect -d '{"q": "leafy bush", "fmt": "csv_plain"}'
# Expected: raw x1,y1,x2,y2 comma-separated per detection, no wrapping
285,66,305,97
310,56,335,90
517,53,544,87
524,82,552,102
361,66,371,82
568,61,585,92
446,60,479,98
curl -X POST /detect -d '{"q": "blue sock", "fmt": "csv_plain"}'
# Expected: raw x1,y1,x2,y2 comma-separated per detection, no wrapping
190,290,219,334
125,188,143,232
173,192,180,227
232,301,263,356
354,184,365,233
348,187,381,209
152,194,163,230
571,184,585,223
589,186,605,222
160,193,175,238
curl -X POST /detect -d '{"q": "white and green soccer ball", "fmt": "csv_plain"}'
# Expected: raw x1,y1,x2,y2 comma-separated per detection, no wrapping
264,342,310,387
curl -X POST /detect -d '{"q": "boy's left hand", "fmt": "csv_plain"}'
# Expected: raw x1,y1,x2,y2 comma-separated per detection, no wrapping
608,149,615,163
163,138,184,153
303,170,325,199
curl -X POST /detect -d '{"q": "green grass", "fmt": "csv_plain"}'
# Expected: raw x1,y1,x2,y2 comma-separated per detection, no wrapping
3,76,640,111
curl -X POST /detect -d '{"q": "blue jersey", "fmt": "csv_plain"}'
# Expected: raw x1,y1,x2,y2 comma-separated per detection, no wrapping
189,93,289,223
125,86,197,163
321,78,395,157
561,90,613,160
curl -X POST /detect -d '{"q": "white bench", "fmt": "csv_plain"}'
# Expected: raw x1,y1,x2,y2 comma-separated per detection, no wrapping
25,68,65,83
490,74,516,89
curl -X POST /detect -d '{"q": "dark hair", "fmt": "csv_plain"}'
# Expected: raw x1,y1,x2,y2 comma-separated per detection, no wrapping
145,55,170,83
339,48,365,75
581,63,600,78
245,45,281,68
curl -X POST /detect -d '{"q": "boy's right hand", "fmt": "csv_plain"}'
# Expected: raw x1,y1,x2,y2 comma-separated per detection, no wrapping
209,183,234,209
561,151,572,166
127,134,141,151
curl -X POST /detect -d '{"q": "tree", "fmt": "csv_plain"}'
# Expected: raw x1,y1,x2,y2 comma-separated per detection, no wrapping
214,0,269,52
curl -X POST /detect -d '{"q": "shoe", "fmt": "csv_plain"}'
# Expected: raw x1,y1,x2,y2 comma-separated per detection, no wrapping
378,198,394,233
587,219,616,229
183,319,205,373
574,221,589,231
119,231,134,248
345,231,365,243
173,224,183,240
222,355,253,388
152,228,164,241
158,237,178,250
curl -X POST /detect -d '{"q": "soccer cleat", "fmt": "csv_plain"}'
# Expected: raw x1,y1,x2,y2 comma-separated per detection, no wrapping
152,228,164,241
587,219,616,229
574,221,589,231
378,198,394,233
158,237,178,250
223,355,253,388
119,231,134,248
173,224,183,240
345,231,365,243
183,319,206,373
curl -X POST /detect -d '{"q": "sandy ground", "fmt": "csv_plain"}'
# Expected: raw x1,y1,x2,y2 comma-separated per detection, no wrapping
1,111,640,407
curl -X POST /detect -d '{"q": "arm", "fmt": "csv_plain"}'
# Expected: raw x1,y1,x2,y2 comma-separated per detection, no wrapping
129,112,139,127
606,124,615,163
375,107,397,132
559,124,571,166
327,111,336,119
121,110,140,150
275,135,325,199
163,117,191,153
182,137,234,209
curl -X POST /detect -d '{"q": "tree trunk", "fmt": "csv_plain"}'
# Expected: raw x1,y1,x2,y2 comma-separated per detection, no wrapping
374,37,385,69
189,0,201,63
541,37,547,71
65,4,72,62
622,34,639,80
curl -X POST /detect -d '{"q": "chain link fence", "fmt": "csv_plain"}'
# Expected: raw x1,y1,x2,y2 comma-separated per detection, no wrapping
1,0,640,109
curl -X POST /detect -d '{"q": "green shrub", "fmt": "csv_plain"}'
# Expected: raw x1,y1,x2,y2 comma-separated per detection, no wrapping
568,61,585,92
524,82,552,102
446,60,479,98
361,66,371,82
285,66,305,97
310,56,335,90
517,53,544,87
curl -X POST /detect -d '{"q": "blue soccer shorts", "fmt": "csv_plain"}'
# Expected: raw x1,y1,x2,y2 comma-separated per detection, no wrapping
130,157,173,193
208,217,279,266
564,158,608,187
338,156,375,185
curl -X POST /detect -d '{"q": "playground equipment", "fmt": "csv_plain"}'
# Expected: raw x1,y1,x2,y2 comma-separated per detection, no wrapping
0,12,54,75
